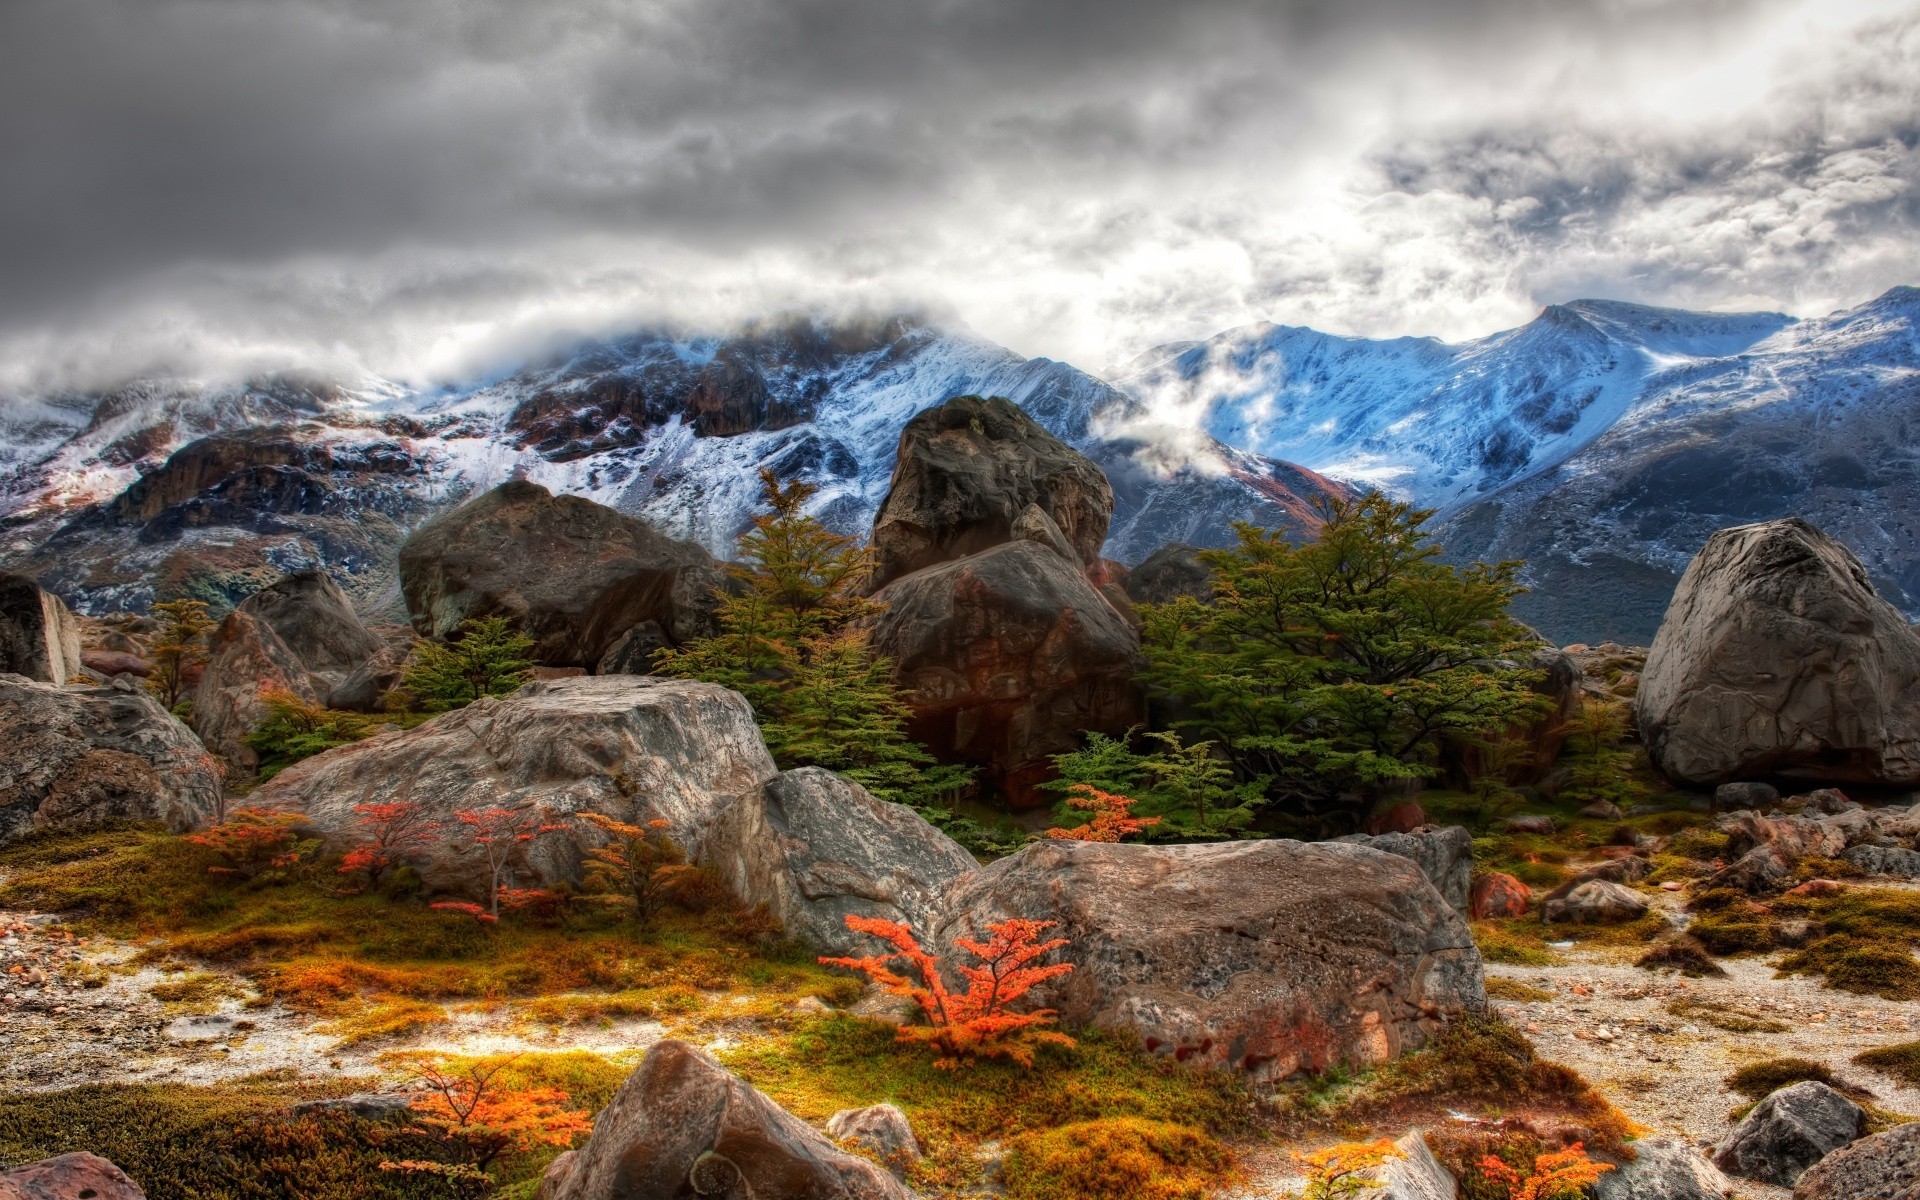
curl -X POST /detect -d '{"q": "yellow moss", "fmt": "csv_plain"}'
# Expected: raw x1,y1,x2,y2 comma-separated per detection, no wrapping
1002,1118,1236,1200
1472,921,1560,967
147,973,243,1010
323,997,450,1046
1485,977,1555,1003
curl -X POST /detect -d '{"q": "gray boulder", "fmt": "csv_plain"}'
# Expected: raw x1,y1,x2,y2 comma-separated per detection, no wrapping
399,480,721,667
1793,1119,1920,1199
533,1040,915,1200
1716,781,1780,812
596,621,668,675
1637,519,1920,787
702,767,979,955
1541,879,1649,924
0,575,82,684
0,1152,147,1199
0,674,222,846
1718,812,1848,861
869,395,1112,591
1712,1080,1866,1186
1709,845,1794,895
191,570,388,770
1336,825,1474,912
1596,1136,1733,1199
825,1104,922,1179
1843,845,1920,879
249,677,776,893
1354,1130,1456,1200
869,540,1142,808
926,838,1484,1083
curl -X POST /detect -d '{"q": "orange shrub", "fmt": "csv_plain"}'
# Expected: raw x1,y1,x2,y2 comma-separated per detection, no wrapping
1478,1142,1613,1200
1296,1139,1403,1199
1045,785,1161,843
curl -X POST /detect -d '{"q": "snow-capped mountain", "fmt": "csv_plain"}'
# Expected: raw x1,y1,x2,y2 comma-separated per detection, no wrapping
0,315,1344,616
1117,287,1920,642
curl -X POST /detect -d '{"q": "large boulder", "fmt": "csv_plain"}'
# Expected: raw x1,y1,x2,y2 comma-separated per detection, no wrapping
398,481,722,668
927,838,1485,1083
1122,544,1213,605
1718,813,1849,861
1794,1119,1920,1199
249,677,776,892
869,396,1113,591
190,571,387,770
0,575,82,684
1712,1081,1865,1186
0,675,222,846
1595,1136,1733,1200
1336,826,1474,912
869,540,1143,807
701,767,979,955
0,1152,147,1200
533,1040,915,1200
1637,519,1920,787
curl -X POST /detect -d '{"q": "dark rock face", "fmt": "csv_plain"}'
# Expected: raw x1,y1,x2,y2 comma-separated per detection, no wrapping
869,540,1143,807
0,1151,148,1199
191,570,388,769
1793,1119,1920,1199
0,575,82,684
869,396,1113,590
702,768,978,955
1122,544,1213,605
1335,826,1474,912
398,481,720,667
929,838,1485,1083
1637,519,1920,787
1712,1081,1865,1186
248,677,776,893
533,1040,915,1200
0,675,221,847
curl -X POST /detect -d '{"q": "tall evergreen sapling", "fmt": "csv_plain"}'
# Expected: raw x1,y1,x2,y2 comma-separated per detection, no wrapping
401,616,536,712
1139,494,1547,820
146,598,215,712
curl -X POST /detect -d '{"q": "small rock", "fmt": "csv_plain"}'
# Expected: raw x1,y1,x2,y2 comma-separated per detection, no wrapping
1841,845,1920,879
826,1104,922,1179
1711,1081,1866,1186
1542,879,1650,924
1716,782,1780,812
1357,1129,1455,1200
1507,814,1557,834
1581,801,1626,820
290,1092,414,1121
1470,872,1531,920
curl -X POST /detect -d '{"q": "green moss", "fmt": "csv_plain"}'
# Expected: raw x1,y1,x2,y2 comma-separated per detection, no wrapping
1726,1058,1835,1100
1634,939,1725,977
1001,1118,1234,1200
1856,1041,1920,1088
1778,936,1920,1001
1472,921,1560,967
1485,977,1555,1003
1687,912,1776,957
1664,997,1788,1034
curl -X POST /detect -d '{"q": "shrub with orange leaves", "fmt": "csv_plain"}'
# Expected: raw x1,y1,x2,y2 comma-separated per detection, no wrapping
1476,1142,1612,1200
821,914,1075,1069
1295,1138,1404,1200
450,806,565,918
184,808,311,881
1044,784,1162,843
379,1053,591,1198
338,800,440,888
574,812,703,929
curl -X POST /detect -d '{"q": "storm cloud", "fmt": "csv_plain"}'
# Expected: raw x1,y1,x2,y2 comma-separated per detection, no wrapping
0,0,1915,391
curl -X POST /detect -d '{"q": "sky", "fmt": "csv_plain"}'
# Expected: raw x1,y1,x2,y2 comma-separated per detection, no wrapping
1,0,1916,393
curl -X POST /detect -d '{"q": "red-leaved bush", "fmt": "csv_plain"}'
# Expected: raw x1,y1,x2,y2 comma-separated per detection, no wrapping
1477,1142,1613,1200
1044,784,1161,843
338,800,440,887
185,808,309,881
450,806,565,918
821,914,1075,1069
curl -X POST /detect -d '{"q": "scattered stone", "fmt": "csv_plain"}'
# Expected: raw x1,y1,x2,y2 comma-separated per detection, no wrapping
1708,845,1794,895
702,767,979,956
1800,788,1860,815
868,395,1112,590
1711,1081,1866,1186
1367,801,1428,836
290,1092,414,1121
1793,1119,1920,1199
1595,1136,1733,1199
1336,826,1473,912
1577,856,1653,885
1470,872,1532,920
1507,814,1557,834
533,1040,914,1200
1541,879,1649,924
250,676,778,891
930,837,1484,1083
1582,801,1626,820
1637,519,1920,787
826,1104,923,1178
1841,845,1920,879
79,650,150,678
0,674,222,847
1718,813,1848,861
0,1152,146,1199
0,575,83,685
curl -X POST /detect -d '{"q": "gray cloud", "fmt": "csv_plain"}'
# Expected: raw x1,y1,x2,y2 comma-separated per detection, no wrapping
0,0,1915,392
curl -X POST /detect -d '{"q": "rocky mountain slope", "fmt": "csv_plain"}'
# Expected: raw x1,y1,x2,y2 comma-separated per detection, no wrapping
0,316,1344,617
1117,287,1920,642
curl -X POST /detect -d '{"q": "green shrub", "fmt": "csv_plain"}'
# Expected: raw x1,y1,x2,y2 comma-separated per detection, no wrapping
399,616,535,712
245,691,382,779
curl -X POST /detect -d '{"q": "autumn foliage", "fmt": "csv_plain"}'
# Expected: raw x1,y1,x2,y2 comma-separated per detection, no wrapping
184,808,309,881
574,812,703,929
821,914,1075,1069
338,800,440,887
1044,784,1161,843
1477,1142,1612,1200
445,806,565,919
379,1053,591,1198
1296,1139,1404,1199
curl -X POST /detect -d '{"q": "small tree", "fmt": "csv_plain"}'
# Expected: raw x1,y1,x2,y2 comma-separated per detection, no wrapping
1044,785,1160,843
245,688,378,779
821,914,1075,1069
1560,700,1636,811
146,599,215,711
185,808,311,882
1477,1142,1612,1200
1047,730,1263,840
401,617,535,712
573,813,702,929
1296,1139,1404,1200
380,1053,591,1198
445,807,564,918
339,800,441,889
